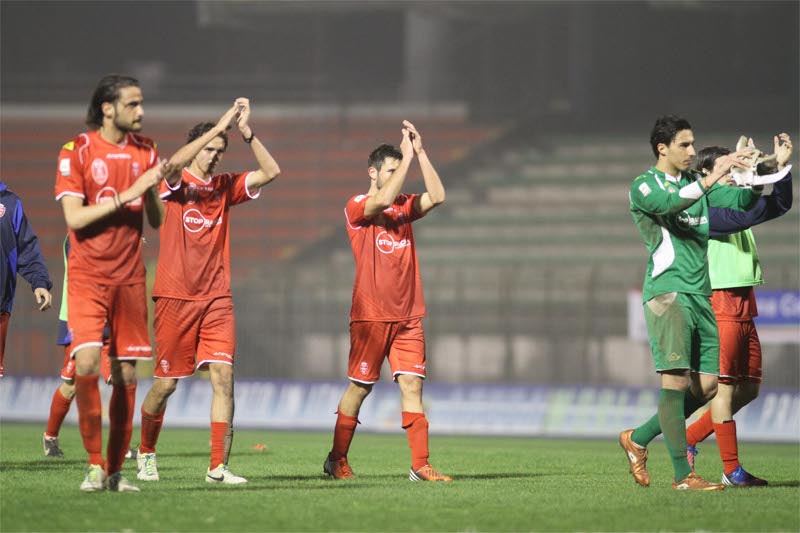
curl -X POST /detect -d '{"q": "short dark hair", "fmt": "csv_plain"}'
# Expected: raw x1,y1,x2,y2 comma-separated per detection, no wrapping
86,74,140,129
186,122,228,150
368,143,402,170
649,115,692,158
695,146,730,173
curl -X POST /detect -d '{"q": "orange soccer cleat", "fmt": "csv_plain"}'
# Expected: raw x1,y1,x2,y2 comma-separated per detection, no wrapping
619,429,650,487
323,455,356,480
673,472,725,491
409,464,453,482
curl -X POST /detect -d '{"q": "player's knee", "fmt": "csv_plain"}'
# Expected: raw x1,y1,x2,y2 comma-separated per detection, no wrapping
348,381,373,399
60,382,76,399
153,378,178,398
210,365,234,396
397,375,423,399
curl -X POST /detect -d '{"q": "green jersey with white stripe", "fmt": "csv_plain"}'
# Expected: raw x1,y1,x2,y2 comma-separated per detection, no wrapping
629,166,760,302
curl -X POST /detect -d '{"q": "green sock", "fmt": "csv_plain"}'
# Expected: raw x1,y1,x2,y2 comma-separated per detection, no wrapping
631,390,706,448
658,388,692,481
631,414,661,447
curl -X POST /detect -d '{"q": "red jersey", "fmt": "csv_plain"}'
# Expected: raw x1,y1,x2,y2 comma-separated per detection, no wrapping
344,193,427,322
152,168,258,300
54,131,158,285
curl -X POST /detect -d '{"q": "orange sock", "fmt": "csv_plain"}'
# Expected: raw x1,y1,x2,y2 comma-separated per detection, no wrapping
74,374,104,467
402,411,429,471
139,408,165,454
210,422,228,469
714,420,740,475
106,383,136,475
330,411,359,461
45,388,73,438
686,409,714,447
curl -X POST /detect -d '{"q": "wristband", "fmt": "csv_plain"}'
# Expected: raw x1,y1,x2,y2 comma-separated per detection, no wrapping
243,130,255,144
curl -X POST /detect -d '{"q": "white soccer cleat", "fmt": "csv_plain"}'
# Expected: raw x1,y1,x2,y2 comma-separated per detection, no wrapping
206,463,248,485
79,464,107,492
108,472,141,492
136,451,160,481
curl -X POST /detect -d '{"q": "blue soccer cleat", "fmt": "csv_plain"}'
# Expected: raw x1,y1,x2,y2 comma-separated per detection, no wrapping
722,465,768,487
686,444,698,471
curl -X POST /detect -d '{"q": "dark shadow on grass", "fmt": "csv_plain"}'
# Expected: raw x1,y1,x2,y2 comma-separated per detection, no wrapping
0,459,86,471
767,481,800,488
173,482,385,492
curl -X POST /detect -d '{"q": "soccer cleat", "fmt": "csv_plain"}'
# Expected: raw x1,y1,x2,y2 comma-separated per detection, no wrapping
323,455,355,480
409,464,453,482
108,472,141,492
672,472,725,491
42,434,64,458
686,444,699,471
619,429,650,487
206,464,248,485
136,451,159,481
722,465,768,487
79,464,107,492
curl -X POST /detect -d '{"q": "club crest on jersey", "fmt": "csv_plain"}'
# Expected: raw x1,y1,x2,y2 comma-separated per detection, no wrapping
91,158,109,185
376,231,411,254
0,203,5,218
160,360,170,373
359,362,368,376
185,182,200,204
131,162,141,178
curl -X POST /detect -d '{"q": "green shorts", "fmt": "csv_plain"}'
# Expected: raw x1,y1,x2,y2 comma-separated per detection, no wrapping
643,292,719,375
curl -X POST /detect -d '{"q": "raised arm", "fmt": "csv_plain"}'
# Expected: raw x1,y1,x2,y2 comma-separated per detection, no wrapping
234,98,281,192
403,120,445,217
362,129,415,218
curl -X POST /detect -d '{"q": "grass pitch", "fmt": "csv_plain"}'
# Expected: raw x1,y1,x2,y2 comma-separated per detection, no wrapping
0,422,798,532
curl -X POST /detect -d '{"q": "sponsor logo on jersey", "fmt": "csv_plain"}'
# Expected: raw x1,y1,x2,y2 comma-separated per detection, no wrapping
360,361,368,376
62,141,75,151
413,364,426,370
676,211,708,229
126,345,152,352
213,351,233,360
59,158,71,176
638,183,652,197
183,208,222,233
96,186,118,205
0,203,5,218
106,153,131,160
91,158,109,185
376,231,411,254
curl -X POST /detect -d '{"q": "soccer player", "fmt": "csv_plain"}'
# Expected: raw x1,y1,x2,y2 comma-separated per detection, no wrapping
0,180,53,378
620,115,760,490
55,74,222,492
135,97,280,485
42,235,112,458
684,134,793,487
324,121,450,482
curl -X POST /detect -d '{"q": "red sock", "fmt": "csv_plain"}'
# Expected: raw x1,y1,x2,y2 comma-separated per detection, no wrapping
106,383,136,475
74,374,104,467
139,408,165,454
714,420,740,475
402,411,429,471
330,411,359,461
686,409,714,447
210,422,228,469
45,388,73,438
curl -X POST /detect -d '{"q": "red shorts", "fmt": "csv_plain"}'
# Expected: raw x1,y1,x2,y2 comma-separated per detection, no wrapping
0,312,9,377
61,344,112,383
717,319,763,384
153,297,235,379
348,318,426,384
711,287,762,384
67,279,152,360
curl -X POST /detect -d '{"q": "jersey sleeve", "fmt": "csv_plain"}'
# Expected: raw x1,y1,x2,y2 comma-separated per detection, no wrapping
706,182,761,211
228,172,260,206
159,173,182,201
345,195,370,229
54,140,86,201
405,193,426,223
629,173,704,215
